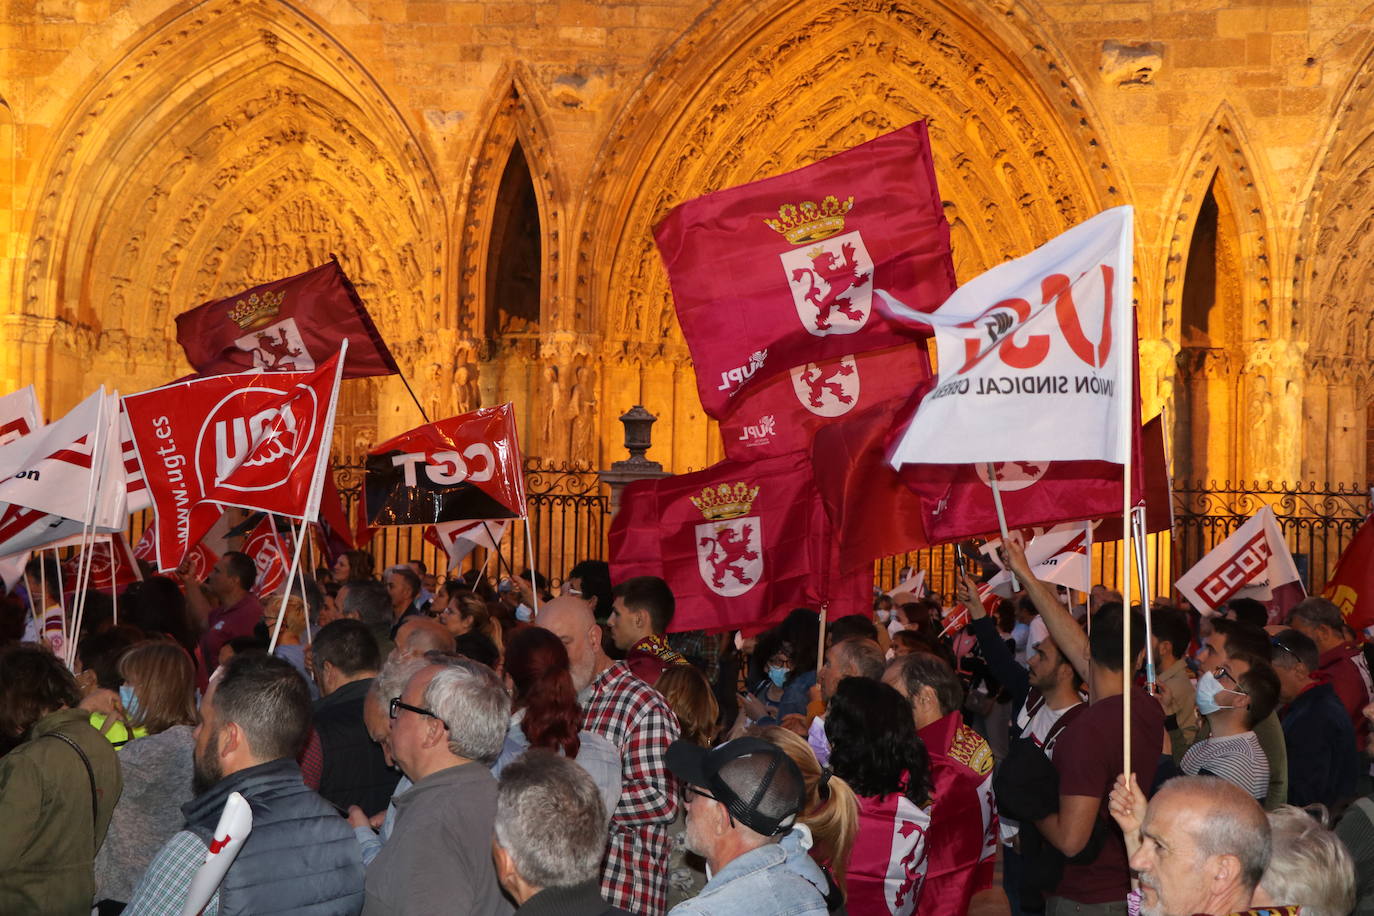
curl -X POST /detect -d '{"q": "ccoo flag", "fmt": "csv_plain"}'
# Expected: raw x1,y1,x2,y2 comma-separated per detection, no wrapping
654,121,956,418
885,207,1135,467
1175,505,1304,616
175,261,398,379
123,351,344,571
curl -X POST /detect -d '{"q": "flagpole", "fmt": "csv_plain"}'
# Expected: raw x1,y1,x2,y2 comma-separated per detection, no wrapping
471,550,493,590
109,535,118,626
522,515,539,617
269,520,309,655
1133,506,1155,689
1083,523,1094,636
295,520,313,648
68,394,113,668
1116,207,1136,783
985,464,1019,592
816,602,828,675
481,521,517,580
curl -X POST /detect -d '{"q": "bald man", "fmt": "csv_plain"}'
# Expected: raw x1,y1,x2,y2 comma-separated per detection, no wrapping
390,617,455,661
537,596,680,915
1128,775,1280,916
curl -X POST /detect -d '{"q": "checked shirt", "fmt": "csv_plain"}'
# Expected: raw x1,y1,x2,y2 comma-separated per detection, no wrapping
583,660,680,916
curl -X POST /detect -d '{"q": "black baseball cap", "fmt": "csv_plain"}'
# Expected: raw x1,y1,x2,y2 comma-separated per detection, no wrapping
666,737,806,837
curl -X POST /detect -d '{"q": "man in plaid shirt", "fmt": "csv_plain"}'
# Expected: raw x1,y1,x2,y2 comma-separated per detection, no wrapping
541,595,681,915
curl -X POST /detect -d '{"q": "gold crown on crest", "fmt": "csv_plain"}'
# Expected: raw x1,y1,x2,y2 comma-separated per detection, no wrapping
227,290,286,331
691,482,760,521
763,195,854,245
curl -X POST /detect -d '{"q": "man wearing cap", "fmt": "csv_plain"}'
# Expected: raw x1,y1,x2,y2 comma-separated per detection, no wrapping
665,737,829,915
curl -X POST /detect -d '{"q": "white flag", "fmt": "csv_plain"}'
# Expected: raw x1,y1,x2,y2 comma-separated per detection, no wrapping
1175,506,1303,615
428,519,508,571
0,388,126,528
882,206,1134,466
981,522,1093,598
0,386,42,447
887,569,926,599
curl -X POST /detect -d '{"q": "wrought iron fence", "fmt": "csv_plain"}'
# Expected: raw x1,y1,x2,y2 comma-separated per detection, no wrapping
334,459,609,586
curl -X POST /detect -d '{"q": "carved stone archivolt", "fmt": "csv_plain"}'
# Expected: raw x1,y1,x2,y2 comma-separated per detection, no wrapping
15,0,443,414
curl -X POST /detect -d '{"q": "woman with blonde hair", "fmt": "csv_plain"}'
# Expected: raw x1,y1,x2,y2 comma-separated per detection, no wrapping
93,641,199,910
263,594,315,694
753,723,858,907
437,586,503,650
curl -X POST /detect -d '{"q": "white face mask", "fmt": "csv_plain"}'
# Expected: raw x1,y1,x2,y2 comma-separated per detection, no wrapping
514,603,534,623
877,609,892,624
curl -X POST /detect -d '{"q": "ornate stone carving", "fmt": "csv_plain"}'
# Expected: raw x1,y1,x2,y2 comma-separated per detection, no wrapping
1100,41,1163,86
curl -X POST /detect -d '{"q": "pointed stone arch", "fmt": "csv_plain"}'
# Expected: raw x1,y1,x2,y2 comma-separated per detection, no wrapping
574,0,1121,470
14,0,443,446
454,71,566,341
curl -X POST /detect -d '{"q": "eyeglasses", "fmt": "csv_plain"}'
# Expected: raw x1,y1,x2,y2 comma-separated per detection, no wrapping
1214,666,1240,687
685,785,721,804
389,697,449,729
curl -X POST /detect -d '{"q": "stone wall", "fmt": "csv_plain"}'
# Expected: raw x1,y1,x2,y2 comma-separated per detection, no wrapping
3,0,1374,484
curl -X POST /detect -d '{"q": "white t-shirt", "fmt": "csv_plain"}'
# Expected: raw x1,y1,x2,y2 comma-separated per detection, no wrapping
1181,730,1270,801
1000,694,1082,844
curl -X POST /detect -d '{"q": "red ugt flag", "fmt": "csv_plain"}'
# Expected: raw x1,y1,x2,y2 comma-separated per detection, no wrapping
175,261,397,379
62,535,141,594
123,352,344,571
718,343,933,462
654,121,955,418
364,405,526,525
243,516,292,598
609,452,822,633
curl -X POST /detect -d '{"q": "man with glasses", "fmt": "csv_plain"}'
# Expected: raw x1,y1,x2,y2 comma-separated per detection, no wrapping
1194,618,1289,810
1179,659,1280,802
362,658,513,916
1269,627,1359,807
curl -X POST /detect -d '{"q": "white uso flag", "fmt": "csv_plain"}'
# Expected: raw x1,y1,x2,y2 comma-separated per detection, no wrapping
430,519,508,571
981,521,1093,598
881,206,1134,466
1175,505,1302,615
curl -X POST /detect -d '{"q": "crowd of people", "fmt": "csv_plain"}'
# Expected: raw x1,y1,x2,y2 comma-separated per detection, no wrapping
1,533,1373,916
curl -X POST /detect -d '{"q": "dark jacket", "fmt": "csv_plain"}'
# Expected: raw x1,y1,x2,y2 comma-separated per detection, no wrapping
314,677,398,816
184,757,364,916
0,708,123,915
1282,681,1359,808
517,879,631,915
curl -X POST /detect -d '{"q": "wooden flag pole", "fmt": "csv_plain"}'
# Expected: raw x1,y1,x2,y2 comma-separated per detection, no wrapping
269,519,310,655
1115,208,1137,783
985,464,1019,592
816,602,828,674
522,515,540,616
1133,506,1155,689
1083,523,1095,635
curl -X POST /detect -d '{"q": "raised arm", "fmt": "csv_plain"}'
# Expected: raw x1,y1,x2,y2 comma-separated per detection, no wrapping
1004,541,1090,682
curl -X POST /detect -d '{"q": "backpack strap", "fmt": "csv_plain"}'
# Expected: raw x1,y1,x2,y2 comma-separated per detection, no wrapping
42,730,99,853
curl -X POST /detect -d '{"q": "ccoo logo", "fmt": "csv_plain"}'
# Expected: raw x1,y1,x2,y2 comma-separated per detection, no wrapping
193,384,318,494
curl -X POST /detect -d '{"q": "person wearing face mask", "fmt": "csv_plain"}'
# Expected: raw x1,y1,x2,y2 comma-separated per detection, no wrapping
92,641,199,911
1180,659,1282,802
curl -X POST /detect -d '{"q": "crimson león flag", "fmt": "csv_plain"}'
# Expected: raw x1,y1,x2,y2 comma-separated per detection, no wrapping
609,452,824,633
654,121,955,418
122,352,344,571
364,405,525,526
1325,515,1374,632
811,397,930,573
175,261,398,378
718,343,933,462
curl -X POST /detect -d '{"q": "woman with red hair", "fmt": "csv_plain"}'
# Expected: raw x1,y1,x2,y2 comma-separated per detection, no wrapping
492,626,622,815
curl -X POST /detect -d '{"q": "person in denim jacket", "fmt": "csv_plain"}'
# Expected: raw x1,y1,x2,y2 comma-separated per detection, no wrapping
665,736,828,916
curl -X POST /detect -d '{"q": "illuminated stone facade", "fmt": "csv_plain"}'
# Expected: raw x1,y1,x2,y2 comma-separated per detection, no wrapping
3,0,1374,486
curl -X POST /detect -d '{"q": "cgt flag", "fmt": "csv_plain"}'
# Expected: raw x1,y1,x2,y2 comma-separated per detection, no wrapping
609,451,822,633
175,261,398,379
1324,515,1374,633
365,405,525,526
123,351,344,572
885,207,1135,467
654,121,955,418
1175,505,1304,616
719,343,933,462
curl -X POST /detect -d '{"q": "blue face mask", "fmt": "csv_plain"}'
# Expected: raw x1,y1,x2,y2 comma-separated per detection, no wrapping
768,666,789,688
119,684,141,723
515,603,534,623
1195,670,1244,716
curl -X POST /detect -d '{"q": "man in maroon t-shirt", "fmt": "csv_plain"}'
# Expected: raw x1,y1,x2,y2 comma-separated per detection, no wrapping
1289,597,1373,752
1006,543,1165,916
182,550,263,670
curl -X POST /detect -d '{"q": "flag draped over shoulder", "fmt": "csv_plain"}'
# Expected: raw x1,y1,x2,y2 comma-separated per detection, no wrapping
609,452,823,633
654,121,955,418
364,405,525,526
718,343,933,462
175,261,397,378
123,352,344,571
885,206,1135,466
1175,506,1304,615
1325,516,1374,633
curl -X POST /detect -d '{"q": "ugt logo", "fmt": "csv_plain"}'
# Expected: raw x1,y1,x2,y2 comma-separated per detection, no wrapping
690,482,763,598
194,384,319,494
766,196,873,337
789,355,859,417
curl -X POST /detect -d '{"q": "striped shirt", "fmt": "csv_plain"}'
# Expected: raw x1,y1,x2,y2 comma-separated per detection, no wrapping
1181,730,1270,801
